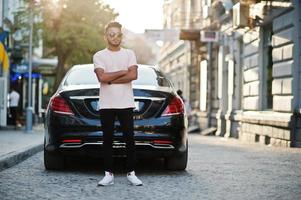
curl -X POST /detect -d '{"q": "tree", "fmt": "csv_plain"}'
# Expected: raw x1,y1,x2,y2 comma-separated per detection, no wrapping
41,0,117,89
6,0,43,63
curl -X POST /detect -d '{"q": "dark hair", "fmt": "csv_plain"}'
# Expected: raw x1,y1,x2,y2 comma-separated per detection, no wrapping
177,90,183,96
104,21,122,33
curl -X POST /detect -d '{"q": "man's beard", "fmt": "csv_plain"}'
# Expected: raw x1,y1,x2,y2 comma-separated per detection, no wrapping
108,40,121,47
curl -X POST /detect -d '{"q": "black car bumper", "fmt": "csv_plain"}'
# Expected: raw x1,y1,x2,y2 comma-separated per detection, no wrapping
49,141,177,158
44,111,188,158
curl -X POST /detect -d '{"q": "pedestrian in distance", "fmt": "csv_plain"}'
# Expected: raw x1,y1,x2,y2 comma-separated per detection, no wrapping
8,86,20,129
176,90,185,102
93,21,143,186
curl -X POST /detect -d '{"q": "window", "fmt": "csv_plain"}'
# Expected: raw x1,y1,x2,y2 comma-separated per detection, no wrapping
64,66,170,87
262,24,273,109
64,67,98,85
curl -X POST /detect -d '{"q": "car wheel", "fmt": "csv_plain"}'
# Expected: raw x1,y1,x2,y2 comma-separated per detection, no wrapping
165,141,188,170
44,149,65,170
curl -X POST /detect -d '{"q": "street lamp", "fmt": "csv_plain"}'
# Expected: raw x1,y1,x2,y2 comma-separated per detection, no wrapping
25,0,34,133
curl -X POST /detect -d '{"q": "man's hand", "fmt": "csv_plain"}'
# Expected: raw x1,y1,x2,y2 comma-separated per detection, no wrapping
94,68,128,84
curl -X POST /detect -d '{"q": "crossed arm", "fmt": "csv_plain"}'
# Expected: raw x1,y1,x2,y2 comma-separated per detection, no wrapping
94,65,138,84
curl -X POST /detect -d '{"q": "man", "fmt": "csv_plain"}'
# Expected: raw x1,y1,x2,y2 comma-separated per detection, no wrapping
93,22,142,186
8,87,20,128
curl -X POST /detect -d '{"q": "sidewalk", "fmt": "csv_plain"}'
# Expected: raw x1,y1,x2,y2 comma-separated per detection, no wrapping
0,124,44,171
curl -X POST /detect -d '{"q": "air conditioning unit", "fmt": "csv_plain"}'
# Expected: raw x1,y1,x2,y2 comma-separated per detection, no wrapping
232,3,249,29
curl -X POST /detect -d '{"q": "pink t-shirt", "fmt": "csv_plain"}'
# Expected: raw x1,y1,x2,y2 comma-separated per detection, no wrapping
93,48,137,109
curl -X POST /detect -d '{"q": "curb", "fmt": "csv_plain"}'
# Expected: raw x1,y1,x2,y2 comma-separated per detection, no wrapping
0,143,43,172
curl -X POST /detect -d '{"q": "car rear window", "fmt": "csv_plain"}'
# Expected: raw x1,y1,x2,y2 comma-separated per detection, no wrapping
64,66,170,87
64,67,99,85
133,66,170,87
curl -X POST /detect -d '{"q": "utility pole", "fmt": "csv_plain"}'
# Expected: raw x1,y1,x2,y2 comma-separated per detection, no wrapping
25,0,34,133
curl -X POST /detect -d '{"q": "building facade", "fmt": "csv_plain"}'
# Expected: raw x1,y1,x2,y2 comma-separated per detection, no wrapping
159,0,205,130
0,0,23,126
0,0,47,127
203,0,301,147
161,0,301,147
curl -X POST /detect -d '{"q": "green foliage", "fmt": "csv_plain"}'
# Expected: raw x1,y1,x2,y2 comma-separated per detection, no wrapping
11,0,117,89
41,0,117,67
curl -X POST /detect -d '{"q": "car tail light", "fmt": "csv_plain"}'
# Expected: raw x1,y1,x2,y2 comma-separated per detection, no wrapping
161,96,185,116
50,95,74,115
62,139,81,143
153,140,173,145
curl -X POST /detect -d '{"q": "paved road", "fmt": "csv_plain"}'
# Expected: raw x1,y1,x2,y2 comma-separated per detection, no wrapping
1,134,301,200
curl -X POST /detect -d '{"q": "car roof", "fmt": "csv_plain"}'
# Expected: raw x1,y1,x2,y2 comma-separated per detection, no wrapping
70,64,158,71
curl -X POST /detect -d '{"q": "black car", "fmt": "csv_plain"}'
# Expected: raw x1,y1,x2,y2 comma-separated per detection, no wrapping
44,64,188,170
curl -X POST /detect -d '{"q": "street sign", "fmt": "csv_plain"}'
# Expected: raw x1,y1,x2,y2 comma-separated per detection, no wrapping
145,29,180,42
12,64,28,73
200,31,219,42
180,29,200,40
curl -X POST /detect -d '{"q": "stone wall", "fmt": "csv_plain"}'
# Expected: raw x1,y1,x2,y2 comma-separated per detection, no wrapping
238,7,298,147
272,11,294,112
239,111,292,147
242,28,260,110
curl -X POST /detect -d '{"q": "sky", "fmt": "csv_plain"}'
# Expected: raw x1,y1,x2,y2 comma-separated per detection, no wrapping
103,0,164,33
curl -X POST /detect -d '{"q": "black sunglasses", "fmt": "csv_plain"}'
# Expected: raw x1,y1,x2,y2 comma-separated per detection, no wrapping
107,32,123,38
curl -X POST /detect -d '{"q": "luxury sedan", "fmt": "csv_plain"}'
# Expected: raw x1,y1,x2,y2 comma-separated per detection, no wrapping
44,64,188,170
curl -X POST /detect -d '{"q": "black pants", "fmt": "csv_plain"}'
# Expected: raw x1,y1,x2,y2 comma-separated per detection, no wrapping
10,107,18,126
100,108,136,172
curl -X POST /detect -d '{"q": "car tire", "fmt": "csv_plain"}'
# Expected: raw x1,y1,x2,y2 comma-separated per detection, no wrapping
44,149,65,170
165,141,188,171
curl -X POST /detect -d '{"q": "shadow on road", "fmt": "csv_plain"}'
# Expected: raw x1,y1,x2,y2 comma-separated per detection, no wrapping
59,156,189,176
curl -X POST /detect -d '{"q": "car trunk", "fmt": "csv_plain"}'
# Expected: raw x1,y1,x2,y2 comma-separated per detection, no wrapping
59,86,173,120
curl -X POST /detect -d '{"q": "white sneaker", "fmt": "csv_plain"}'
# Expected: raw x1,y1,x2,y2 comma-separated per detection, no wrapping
97,171,114,186
127,171,143,186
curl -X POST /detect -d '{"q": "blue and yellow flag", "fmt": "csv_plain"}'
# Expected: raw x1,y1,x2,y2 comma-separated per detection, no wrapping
0,42,9,72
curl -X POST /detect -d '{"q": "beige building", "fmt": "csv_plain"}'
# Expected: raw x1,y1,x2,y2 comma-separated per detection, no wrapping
201,0,301,147
161,0,301,147
159,0,205,130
